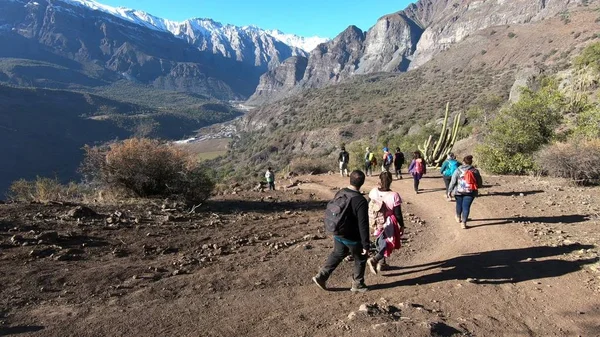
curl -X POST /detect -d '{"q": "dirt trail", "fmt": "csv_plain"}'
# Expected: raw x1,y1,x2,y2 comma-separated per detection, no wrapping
1,172,598,336
301,172,599,336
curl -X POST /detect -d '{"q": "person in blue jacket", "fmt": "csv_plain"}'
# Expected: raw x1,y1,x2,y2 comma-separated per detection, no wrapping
440,153,460,201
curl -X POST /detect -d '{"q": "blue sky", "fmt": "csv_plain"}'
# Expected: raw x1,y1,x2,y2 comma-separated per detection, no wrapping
99,0,414,38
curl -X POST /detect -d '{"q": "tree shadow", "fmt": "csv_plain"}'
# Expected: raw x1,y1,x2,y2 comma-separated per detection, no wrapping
372,244,596,290
204,200,326,215
0,325,45,336
479,190,545,197
469,214,590,227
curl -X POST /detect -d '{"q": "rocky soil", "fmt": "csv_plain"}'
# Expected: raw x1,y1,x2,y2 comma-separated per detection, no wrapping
0,172,599,336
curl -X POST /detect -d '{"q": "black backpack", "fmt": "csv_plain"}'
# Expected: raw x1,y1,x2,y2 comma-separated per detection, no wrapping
324,189,360,233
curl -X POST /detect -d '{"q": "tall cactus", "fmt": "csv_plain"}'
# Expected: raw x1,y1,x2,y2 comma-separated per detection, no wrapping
418,103,461,167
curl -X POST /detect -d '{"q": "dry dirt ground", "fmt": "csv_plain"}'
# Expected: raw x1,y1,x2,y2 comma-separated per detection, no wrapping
1,171,599,336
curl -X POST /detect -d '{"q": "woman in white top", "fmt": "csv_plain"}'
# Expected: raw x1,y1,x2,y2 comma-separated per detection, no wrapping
367,171,405,274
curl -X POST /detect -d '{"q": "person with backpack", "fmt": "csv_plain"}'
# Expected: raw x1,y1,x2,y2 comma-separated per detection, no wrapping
338,146,350,177
313,170,370,293
265,167,275,191
408,151,426,194
382,147,393,173
447,155,483,229
364,147,373,177
367,171,404,274
394,147,405,180
440,153,460,201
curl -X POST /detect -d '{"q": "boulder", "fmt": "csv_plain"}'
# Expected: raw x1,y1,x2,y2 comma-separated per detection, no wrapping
67,206,97,218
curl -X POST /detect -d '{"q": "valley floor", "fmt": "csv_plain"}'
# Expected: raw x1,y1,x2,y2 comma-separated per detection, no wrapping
1,172,599,336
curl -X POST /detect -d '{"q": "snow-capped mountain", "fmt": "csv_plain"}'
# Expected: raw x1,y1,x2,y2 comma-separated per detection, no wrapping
59,0,328,55
267,30,329,53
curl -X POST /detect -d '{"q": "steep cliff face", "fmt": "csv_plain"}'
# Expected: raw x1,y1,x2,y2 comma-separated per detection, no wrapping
249,0,579,104
248,56,308,104
301,26,366,88
406,0,576,69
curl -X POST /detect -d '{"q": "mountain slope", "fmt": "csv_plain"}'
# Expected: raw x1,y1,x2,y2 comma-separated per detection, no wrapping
228,8,600,179
248,0,582,104
0,0,328,99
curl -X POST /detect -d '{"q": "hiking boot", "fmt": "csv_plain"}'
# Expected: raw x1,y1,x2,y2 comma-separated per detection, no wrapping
312,276,327,291
378,260,389,272
350,281,368,293
461,222,468,229
367,258,378,275
455,215,461,223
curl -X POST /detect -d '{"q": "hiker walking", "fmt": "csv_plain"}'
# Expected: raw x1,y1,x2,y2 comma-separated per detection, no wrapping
447,155,483,229
382,147,393,173
394,147,405,180
408,151,426,194
313,170,370,292
265,167,276,191
367,171,404,274
338,146,350,177
364,147,374,177
440,153,460,201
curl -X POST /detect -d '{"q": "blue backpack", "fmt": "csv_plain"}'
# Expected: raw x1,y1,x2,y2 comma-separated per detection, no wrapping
445,160,459,177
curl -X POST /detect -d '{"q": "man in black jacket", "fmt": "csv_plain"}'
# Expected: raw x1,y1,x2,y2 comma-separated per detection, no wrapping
312,170,370,292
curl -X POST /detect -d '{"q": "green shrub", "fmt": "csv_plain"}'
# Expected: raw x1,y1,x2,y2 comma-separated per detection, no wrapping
81,138,213,204
574,42,600,71
574,103,600,139
476,78,564,174
535,139,600,185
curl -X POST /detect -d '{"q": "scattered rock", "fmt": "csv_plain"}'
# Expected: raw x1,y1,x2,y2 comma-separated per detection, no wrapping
10,235,24,245
29,247,57,258
35,231,59,243
67,206,97,219
172,269,188,276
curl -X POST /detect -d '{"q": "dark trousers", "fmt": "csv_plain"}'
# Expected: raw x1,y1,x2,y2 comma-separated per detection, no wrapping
455,195,475,223
373,234,386,263
365,162,372,176
443,176,452,194
413,177,420,191
268,182,275,190
317,239,367,284
395,164,403,178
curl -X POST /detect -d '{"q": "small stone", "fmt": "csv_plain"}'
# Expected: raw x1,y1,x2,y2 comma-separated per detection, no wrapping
348,311,357,320
466,278,477,283
519,193,525,197
358,303,369,312
67,206,97,218
35,231,59,243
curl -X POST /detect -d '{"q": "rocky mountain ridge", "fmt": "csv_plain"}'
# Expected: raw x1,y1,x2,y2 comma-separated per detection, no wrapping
0,0,328,99
248,0,585,105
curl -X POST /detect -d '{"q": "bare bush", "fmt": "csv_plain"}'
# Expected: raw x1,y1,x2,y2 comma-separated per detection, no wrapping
290,157,334,175
81,138,213,204
535,139,600,185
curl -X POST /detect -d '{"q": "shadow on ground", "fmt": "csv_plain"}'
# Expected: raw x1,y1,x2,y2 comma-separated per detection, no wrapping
204,200,327,214
469,214,590,227
373,244,597,289
0,325,44,336
479,190,545,197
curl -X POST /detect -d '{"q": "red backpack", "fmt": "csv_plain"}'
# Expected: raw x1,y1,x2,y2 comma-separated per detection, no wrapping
457,168,478,193
414,160,424,174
